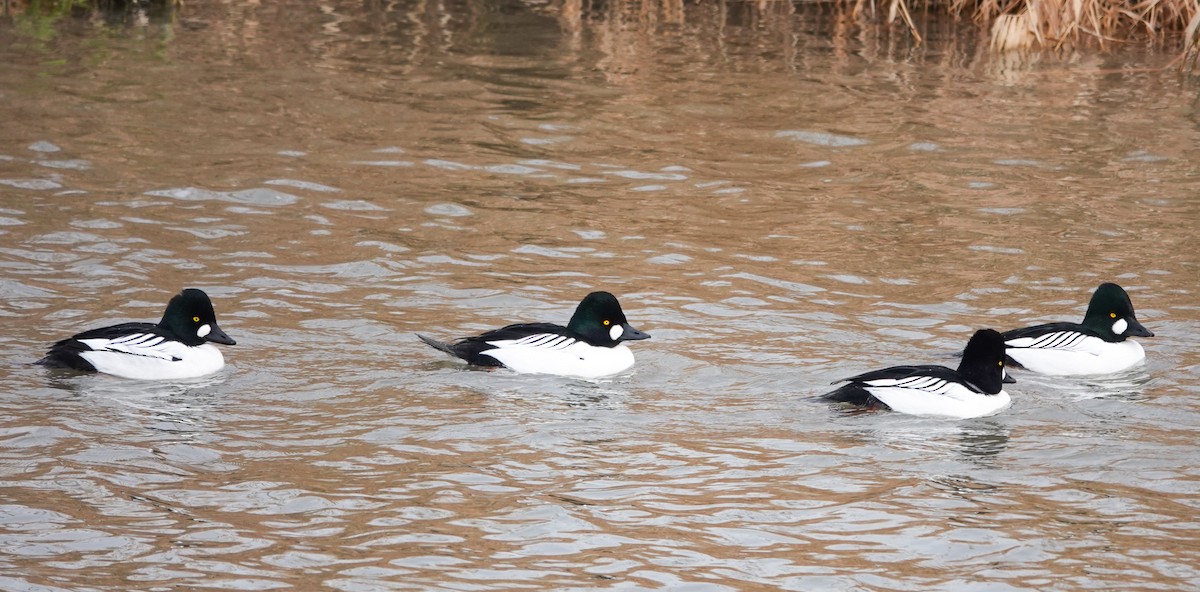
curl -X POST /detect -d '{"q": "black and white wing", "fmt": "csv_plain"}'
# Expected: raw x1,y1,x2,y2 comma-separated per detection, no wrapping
39,323,180,370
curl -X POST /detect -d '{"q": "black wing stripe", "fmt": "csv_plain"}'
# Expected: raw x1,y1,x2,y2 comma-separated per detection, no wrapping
1052,332,1079,348
869,375,952,393
1027,331,1088,350
1042,333,1070,348
506,334,579,350
1037,333,1062,348
518,334,554,346
1030,332,1058,348
133,334,163,347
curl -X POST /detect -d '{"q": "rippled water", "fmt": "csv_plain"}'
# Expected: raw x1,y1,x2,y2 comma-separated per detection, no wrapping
2,1,1199,590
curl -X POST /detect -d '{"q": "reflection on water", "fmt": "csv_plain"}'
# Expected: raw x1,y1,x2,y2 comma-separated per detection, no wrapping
2,1,1200,590
1015,366,1155,401
41,370,233,431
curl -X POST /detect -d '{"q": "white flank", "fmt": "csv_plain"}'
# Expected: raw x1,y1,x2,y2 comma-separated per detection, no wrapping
77,333,226,380
482,333,636,378
862,377,1011,419
1006,331,1145,375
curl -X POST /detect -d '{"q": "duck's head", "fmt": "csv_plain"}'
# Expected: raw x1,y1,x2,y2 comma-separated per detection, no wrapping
957,329,1013,394
1082,282,1153,341
159,288,236,347
567,291,650,346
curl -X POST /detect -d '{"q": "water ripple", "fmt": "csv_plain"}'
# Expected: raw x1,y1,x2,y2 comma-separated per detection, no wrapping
1,6,1198,592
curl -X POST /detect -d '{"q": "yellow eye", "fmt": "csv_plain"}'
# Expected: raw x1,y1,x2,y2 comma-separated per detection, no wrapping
603,320,610,326
1110,312,1117,318
998,361,1003,367
193,316,200,322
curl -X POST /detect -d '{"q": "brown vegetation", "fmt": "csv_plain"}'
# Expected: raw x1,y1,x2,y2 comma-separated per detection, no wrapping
972,0,1196,49
6,0,1200,62
851,0,1199,51
539,0,1200,68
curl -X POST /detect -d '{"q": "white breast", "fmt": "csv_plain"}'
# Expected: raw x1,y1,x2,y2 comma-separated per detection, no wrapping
481,334,636,378
1006,333,1145,375
78,334,226,380
863,379,1011,419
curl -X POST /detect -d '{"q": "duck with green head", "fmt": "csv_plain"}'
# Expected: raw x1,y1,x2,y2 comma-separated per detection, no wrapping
1002,282,1154,375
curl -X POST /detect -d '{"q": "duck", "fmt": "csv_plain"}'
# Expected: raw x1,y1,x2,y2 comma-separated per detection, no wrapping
1002,282,1154,375
823,329,1014,419
37,288,236,380
418,291,650,378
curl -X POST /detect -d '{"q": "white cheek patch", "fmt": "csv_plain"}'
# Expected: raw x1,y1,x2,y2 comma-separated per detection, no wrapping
1112,318,1128,335
609,324,623,341
197,324,212,338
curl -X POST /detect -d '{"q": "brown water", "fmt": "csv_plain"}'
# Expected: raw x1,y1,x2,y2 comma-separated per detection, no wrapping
2,1,1199,590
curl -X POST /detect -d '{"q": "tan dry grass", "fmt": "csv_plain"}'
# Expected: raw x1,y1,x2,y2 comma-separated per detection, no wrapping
868,0,1198,52
985,0,1196,49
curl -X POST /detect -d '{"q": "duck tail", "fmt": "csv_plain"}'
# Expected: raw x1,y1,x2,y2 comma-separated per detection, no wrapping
35,340,98,372
821,383,888,409
417,334,459,357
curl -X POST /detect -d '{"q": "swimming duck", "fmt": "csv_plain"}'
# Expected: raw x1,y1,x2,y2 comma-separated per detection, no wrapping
824,329,1014,419
37,288,235,380
1002,282,1153,375
418,291,650,378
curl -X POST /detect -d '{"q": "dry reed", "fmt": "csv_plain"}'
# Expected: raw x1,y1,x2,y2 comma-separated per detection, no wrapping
9,0,1200,67
867,0,1200,51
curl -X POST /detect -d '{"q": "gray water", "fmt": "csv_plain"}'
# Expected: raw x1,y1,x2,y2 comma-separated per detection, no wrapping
1,1,1199,590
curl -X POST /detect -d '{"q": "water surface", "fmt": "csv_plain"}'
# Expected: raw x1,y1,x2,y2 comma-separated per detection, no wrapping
2,2,1199,590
